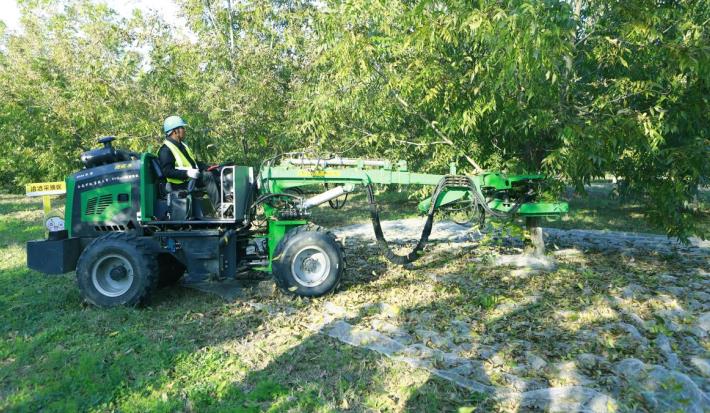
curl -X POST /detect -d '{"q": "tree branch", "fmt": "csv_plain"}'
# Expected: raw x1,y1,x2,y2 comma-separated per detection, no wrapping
202,0,228,46
390,92,484,172
392,138,448,147
368,63,484,173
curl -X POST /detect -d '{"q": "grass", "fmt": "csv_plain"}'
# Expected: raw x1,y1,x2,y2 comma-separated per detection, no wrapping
0,195,470,412
1,190,708,412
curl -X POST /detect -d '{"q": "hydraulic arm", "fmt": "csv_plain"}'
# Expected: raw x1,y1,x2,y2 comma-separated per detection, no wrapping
258,155,568,265
260,156,567,216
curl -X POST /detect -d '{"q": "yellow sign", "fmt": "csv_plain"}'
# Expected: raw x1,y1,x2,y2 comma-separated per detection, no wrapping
25,181,66,197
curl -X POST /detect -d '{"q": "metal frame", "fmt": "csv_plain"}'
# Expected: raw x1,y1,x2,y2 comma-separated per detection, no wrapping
220,166,237,220
253,156,569,273
259,157,569,217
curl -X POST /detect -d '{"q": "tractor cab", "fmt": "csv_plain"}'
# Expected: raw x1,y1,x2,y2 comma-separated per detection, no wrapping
58,137,255,239
144,155,255,225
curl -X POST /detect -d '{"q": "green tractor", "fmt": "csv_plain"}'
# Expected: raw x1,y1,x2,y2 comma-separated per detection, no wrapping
27,137,568,307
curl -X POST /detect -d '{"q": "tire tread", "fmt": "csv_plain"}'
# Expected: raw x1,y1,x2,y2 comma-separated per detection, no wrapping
272,224,345,295
76,232,158,307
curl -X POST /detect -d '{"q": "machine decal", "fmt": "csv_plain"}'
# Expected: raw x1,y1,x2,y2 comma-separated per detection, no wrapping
76,173,140,189
297,170,341,177
45,216,65,231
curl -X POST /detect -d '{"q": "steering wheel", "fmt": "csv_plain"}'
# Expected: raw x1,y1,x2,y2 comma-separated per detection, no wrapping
207,160,236,172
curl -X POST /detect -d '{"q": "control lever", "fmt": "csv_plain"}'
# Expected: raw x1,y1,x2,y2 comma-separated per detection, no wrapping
187,178,197,193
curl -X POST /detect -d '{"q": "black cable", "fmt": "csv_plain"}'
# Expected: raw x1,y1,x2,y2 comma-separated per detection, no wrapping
440,198,479,226
324,183,348,209
366,175,529,265
252,192,302,208
366,176,449,265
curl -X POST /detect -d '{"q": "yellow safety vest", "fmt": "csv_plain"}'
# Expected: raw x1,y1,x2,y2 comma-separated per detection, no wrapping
163,140,197,184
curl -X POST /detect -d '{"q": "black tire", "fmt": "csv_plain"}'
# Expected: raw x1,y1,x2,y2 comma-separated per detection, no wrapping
272,225,345,297
157,254,186,287
76,233,158,307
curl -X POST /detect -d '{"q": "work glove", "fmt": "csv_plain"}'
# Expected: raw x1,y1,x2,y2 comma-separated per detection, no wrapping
186,169,200,179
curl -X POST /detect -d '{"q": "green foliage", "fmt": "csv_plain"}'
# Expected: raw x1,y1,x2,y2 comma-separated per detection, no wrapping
303,0,708,239
0,0,315,188
476,292,501,310
0,0,707,238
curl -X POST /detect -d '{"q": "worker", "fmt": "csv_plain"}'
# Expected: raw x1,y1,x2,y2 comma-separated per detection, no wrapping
158,115,219,208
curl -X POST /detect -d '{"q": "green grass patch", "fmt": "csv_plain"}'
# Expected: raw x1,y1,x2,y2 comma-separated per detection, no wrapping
0,195,479,412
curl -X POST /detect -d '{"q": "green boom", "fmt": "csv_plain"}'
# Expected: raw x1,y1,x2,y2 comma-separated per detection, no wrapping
259,159,568,217
255,158,568,269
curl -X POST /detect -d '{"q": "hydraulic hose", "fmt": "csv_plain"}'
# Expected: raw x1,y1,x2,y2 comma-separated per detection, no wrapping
248,192,303,218
441,175,528,218
324,182,348,209
366,176,448,265
366,175,528,265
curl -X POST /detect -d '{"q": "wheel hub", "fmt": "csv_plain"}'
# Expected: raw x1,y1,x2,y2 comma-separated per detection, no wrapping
291,246,331,287
109,265,128,281
302,257,320,273
91,254,134,297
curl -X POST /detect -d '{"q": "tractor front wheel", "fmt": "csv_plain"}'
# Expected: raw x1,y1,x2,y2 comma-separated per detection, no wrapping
272,226,345,297
76,233,158,307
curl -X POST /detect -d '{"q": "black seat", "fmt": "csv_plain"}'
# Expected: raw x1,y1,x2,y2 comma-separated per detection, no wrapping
165,182,216,221
149,157,190,220
151,157,216,221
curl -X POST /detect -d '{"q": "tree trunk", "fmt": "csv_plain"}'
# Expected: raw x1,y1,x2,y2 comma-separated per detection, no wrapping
525,216,545,257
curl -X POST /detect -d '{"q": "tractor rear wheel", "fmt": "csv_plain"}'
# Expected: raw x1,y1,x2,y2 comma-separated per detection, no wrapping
272,225,345,297
76,233,158,307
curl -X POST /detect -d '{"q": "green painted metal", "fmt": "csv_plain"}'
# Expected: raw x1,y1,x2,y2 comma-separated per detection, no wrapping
502,174,546,184
260,166,444,190
261,164,546,191
486,200,569,215
260,162,567,218
416,190,568,216
479,173,545,188
417,189,468,213
255,219,308,273
79,183,132,222
64,175,76,237
139,153,156,221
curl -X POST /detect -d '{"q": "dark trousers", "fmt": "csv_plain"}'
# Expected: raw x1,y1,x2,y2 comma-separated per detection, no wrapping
199,171,220,206
165,172,220,206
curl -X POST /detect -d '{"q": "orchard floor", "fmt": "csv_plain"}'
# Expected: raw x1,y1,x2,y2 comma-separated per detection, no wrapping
1,194,708,412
